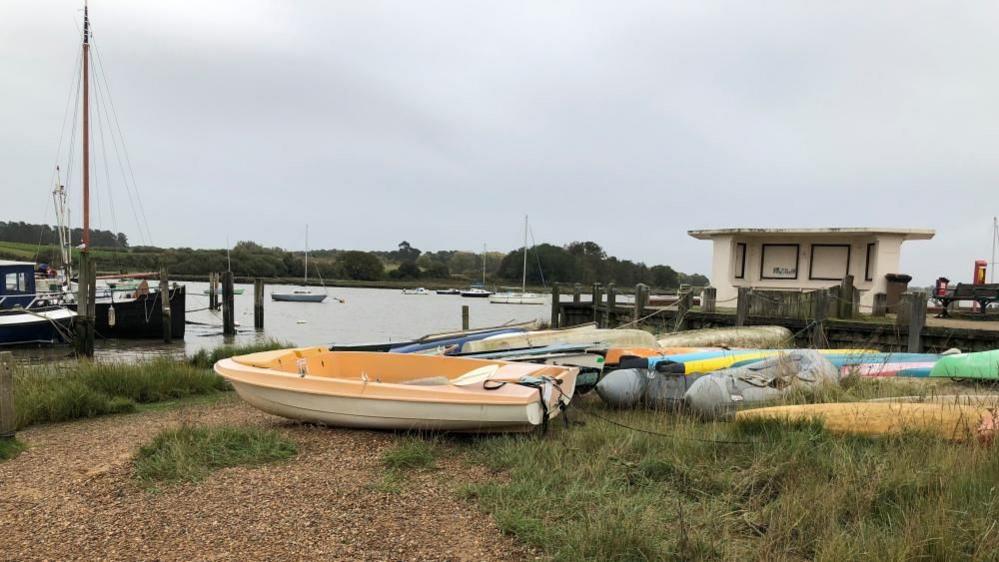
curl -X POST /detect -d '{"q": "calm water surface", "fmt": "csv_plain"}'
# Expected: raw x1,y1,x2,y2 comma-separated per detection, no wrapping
14,282,550,362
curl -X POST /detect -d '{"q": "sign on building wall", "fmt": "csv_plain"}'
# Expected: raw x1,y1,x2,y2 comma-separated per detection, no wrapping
760,244,799,279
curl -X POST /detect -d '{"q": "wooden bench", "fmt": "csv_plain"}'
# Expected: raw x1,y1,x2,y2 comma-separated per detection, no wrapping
933,283,999,317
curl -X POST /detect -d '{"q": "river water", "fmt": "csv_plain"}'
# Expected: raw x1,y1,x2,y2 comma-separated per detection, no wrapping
13,282,551,362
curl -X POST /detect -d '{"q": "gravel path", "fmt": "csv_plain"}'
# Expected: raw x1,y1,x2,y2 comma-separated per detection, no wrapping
0,396,532,561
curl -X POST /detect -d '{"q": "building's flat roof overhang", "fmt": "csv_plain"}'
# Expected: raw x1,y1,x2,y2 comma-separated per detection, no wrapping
688,227,935,241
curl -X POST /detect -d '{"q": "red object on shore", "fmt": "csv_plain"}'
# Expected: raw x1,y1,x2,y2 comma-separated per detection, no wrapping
935,277,950,297
974,260,987,285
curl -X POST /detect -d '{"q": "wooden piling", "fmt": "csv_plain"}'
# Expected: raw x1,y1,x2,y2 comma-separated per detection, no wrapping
872,293,887,317
592,283,603,326
549,285,560,328
572,283,581,304
159,269,172,343
812,289,829,347
675,288,692,332
209,272,219,311
0,352,14,439
633,283,648,324
701,287,716,313
906,292,927,353
735,287,750,327
461,305,469,331
75,254,96,357
253,279,265,330
222,271,236,337
838,275,855,319
604,283,616,328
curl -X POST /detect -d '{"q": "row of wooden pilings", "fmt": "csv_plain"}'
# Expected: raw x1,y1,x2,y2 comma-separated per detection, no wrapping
549,277,932,353
207,272,267,336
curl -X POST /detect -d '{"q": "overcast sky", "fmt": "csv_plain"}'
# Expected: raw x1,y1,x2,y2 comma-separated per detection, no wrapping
3,1,997,283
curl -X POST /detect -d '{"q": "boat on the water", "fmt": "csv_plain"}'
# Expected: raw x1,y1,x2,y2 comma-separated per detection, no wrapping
214,348,578,432
490,292,544,305
272,225,328,303
402,287,430,295
272,289,326,303
0,260,76,346
435,288,461,295
202,287,244,296
489,215,545,305
460,287,492,298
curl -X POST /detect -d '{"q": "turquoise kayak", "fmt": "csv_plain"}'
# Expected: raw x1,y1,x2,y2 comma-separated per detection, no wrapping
929,350,999,380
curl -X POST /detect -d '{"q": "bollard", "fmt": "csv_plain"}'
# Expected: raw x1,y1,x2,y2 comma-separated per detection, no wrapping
0,352,14,440
254,279,265,330
838,275,855,319
906,292,927,352
592,283,603,326
701,287,717,313
222,271,236,337
735,287,750,327
160,268,172,343
549,285,560,328
675,289,692,332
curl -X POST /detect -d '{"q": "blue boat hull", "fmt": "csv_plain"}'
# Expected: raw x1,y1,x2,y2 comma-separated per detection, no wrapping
0,309,75,347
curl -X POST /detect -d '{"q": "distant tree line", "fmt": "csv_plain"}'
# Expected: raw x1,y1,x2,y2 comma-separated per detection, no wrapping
0,223,708,289
0,221,127,248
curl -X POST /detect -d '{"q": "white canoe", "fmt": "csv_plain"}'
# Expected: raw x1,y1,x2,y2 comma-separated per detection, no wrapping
214,348,578,432
461,327,658,354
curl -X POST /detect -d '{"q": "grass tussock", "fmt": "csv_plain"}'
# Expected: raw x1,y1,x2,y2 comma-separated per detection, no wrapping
382,436,438,470
14,357,228,429
461,388,999,561
134,425,297,485
0,438,26,462
189,340,291,369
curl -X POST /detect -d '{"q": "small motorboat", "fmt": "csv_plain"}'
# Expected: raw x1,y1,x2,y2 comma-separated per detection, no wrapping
435,288,461,295
402,287,430,295
460,287,492,298
215,348,578,432
0,260,76,346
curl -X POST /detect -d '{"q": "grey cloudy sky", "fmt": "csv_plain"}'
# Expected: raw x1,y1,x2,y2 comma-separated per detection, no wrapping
3,0,997,283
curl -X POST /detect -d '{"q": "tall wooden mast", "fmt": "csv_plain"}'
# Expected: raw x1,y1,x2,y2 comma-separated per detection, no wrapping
82,4,91,252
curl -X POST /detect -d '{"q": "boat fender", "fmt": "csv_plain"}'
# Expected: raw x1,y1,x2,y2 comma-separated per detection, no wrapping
108,305,116,327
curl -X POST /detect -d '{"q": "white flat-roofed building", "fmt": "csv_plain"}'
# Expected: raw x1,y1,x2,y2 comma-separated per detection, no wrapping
688,227,935,308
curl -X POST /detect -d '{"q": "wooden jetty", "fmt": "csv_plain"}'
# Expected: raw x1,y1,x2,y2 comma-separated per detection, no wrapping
551,280,999,353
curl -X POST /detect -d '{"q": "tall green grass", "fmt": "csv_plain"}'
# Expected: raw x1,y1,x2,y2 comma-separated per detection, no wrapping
189,340,291,369
134,425,297,485
14,358,228,429
460,382,999,561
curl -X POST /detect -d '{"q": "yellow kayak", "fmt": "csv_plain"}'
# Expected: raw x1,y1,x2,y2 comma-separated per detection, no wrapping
735,402,998,443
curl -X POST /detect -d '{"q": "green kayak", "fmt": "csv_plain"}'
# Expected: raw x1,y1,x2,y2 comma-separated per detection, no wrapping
929,350,999,380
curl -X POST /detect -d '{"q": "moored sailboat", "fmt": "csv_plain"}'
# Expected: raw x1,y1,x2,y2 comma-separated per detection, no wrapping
490,215,544,305
272,225,328,303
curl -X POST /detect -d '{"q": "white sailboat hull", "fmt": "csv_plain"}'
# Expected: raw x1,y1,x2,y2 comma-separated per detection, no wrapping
271,292,327,303
489,293,545,305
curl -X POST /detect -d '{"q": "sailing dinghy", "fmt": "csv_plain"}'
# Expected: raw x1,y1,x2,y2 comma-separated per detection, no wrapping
215,348,578,432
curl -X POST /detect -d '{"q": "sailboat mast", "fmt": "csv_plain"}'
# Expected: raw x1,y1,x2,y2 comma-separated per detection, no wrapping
304,225,309,285
482,243,487,286
81,4,91,252
522,215,528,293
